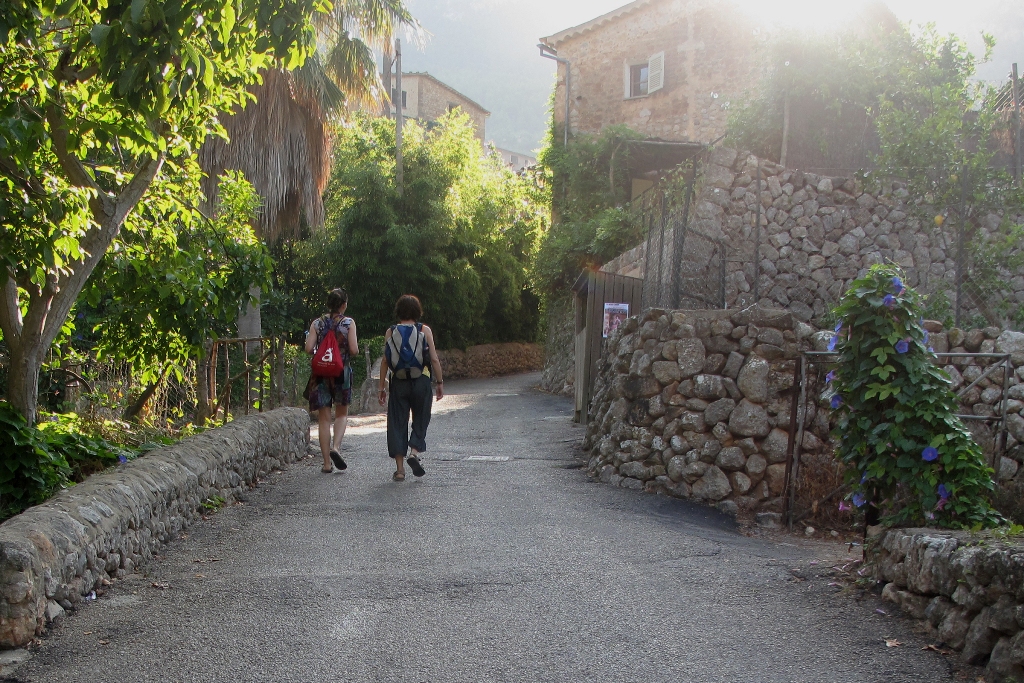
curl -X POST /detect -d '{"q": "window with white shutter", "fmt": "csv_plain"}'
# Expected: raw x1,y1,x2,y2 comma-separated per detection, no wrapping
647,51,665,94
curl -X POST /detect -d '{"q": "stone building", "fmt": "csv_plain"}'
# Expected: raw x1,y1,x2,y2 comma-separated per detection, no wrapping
391,72,489,143
539,0,759,144
488,145,537,173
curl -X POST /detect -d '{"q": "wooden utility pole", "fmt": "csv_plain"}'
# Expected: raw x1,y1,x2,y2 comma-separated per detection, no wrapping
780,92,791,168
1013,63,1021,185
395,38,404,196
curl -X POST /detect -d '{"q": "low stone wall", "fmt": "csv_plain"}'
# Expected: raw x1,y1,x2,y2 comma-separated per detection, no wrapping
583,305,825,519
869,528,1024,681
539,296,575,397
437,343,544,380
0,408,309,648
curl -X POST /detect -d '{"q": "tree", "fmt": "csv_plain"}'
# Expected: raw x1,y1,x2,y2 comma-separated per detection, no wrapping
285,112,547,349
198,0,418,241
0,0,325,423
82,165,269,420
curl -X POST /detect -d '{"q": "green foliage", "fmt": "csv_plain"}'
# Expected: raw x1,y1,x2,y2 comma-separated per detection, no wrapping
36,412,135,480
534,124,645,293
0,401,69,518
283,112,547,349
82,167,270,386
831,264,1001,529
0,0,326,421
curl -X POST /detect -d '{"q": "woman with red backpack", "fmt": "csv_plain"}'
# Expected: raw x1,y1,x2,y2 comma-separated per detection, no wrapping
305,288,359,473
377,294,444,481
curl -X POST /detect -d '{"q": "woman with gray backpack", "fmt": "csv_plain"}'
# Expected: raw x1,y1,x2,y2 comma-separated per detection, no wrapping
377,294,444,480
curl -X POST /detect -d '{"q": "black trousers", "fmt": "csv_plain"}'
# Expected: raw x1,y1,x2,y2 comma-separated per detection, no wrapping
387,375,433,458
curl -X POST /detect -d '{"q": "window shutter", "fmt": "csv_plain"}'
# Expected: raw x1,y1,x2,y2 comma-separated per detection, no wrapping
623,62,632,99
648,51,665,93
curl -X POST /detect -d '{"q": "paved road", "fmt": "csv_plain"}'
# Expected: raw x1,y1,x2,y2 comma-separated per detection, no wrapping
15,373,955,682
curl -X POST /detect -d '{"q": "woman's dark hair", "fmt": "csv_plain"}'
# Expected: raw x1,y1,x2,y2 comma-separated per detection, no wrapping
327,288,348,313
395,294,422,321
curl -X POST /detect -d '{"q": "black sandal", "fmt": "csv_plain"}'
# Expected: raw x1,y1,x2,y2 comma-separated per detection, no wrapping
330,450,347,470
407,455,425,478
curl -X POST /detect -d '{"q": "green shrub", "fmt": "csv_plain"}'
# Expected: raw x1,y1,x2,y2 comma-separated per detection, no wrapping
831,264,1001,528
0,402,70,518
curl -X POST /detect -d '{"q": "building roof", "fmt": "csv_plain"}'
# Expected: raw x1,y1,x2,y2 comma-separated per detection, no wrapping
402,72,491,116
540,0,658,47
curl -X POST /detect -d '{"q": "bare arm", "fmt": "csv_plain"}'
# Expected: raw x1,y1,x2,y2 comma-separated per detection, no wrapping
304,319,319,355
378,328,392,406
347,319,359,356
422,325,444,400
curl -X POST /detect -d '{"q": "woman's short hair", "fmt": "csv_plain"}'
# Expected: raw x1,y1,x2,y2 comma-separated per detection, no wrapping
327,288,348,313
395,294,422,321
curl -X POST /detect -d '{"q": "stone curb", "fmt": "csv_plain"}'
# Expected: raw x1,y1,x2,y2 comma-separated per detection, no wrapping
0,408,309,648
869,528,1024,680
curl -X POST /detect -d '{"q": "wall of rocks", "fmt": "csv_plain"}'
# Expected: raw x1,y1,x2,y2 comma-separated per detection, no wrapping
539,296,576,397
437,343,544,380
0,408,309,648
604,147,1024,328
582,305,829,520
870,528,1024,681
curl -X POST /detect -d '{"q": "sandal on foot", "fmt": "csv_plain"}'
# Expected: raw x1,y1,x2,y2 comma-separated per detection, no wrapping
321,466,334,474
393,471,405,481
330,450,347,470
407,456,425,478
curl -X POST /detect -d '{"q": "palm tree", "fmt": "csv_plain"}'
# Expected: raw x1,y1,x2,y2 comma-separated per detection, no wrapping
199,0,418,241
195,0,418,417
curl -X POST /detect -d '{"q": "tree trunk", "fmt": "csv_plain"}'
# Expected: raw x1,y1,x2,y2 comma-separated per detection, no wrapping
122,366,169,422
6,341,42,423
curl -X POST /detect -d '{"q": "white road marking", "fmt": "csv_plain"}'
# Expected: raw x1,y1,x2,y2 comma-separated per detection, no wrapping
464,456,510,462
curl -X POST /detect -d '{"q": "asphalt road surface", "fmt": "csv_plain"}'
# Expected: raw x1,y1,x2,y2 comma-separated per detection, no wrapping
14,373,957,682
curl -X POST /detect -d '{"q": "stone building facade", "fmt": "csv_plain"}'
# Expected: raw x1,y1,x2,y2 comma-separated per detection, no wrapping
392,73,489,143
540,0,759,143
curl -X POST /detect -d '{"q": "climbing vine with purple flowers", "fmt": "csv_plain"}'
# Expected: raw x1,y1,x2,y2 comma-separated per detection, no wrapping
829,264,1001,528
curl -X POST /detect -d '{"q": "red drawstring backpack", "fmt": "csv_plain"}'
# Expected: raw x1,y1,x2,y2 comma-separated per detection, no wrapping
311,317,345,378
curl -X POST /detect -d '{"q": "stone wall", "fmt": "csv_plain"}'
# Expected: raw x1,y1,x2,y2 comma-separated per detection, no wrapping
437,343,544,380
605,147,1024,328
0,408,309,648
869,528,1024,681
582,305,827,520
543,0,758,144
539,296,575,397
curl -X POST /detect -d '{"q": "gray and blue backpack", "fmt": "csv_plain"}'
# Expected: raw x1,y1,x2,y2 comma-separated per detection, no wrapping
386,323,428,379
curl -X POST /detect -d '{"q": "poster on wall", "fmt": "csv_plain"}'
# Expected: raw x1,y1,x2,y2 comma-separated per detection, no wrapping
603,303,630,338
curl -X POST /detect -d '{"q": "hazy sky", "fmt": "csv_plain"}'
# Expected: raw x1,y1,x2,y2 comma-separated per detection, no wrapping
398,0,1024,154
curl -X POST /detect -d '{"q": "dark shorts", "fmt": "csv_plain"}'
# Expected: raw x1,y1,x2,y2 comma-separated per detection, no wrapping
306,368,353,412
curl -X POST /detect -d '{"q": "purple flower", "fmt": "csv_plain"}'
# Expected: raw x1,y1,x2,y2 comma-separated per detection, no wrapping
895,339,909,354
923,331,930,344
838,501,852,512
928,346,935,353
938,483,950,499
834,320,843,333
118,455,128,464
825,370,836,384
827,335,838,352
860,472,869,484
830,394,842,409
922,446,938,462
853,492,867,507
892,276,903,291
883,294,895,308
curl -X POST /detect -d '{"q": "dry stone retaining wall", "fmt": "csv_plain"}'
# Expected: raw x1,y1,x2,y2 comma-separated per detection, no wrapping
870,528,1024,681
0,408,309,648
437,343,544,380
582,305,828,520
539,296,575,397
604,147,1024,328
